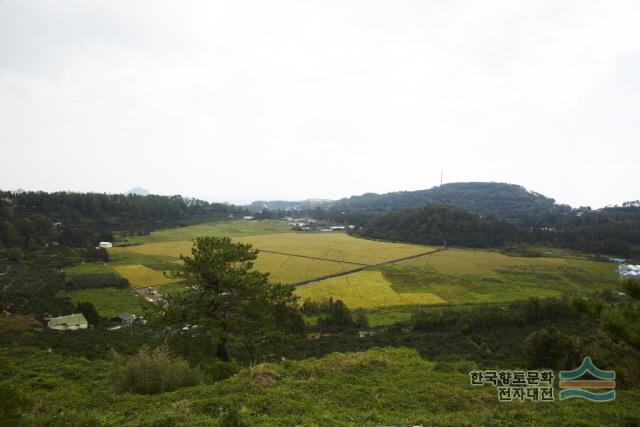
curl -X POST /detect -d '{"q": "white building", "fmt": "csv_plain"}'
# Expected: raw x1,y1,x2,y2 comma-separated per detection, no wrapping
619,264,640,280
99,241,113,248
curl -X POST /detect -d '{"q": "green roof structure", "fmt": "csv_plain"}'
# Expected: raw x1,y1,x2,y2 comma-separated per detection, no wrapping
48,313,88,329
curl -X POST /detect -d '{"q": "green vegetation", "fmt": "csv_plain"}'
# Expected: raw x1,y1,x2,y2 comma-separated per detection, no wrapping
155,237,305,363
108,252,180,271
3,188,640,425
2,345,639,426
64,262,113,276
110,346,201,394
379,248,618,305
126,220,291,244
63,287,143,317
331,182,561,218
356,204,513,247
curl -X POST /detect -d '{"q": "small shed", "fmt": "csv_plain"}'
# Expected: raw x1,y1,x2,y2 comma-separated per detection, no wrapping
99,241,113,248
114,313,137,325
48,313,88,331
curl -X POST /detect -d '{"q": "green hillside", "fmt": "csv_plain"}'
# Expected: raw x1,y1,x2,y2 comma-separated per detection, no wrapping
3,346,638,426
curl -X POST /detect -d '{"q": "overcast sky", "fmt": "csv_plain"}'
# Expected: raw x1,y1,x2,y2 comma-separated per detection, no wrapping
1,1,639,207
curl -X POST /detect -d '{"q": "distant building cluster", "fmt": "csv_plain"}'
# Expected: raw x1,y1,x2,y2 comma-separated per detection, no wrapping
619,264,640,280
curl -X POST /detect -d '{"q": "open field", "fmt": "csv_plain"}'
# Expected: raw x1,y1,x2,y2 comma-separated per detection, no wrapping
234,232,436,265
122,220,291,244
109,227,437,284
109,252,180,271
294,270,447,308
64,262,113,276
106,221,620,310
112,232,436,266
111,264,179,288
380,248,619,304
253,252,361,284
111,245,361,284
63,287,143,317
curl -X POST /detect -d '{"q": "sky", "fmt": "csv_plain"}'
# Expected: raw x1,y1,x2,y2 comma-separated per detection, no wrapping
1,1,639,208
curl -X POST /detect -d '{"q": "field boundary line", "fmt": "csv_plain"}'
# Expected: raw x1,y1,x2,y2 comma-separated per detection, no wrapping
291,247,447,287
257,249,369,266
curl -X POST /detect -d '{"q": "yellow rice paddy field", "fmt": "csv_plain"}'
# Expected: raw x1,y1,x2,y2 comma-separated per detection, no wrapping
294,270,447,309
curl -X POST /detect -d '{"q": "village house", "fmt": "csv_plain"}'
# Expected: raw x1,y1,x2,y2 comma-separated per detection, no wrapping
619,264,640,280
47,313,88,331
98,241,113,248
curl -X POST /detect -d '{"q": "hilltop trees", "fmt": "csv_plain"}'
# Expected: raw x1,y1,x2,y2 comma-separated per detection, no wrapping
355,204,515,247
155,237,304,364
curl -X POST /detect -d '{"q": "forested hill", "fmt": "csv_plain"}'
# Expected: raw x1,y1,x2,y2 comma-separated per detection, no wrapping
0,190,246,244
330,182,568,219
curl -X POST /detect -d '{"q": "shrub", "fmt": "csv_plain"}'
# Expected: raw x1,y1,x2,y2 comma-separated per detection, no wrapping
110,346,200,394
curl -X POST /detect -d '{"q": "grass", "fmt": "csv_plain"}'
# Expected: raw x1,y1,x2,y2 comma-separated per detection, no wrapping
111,264,178,288
380,248,619,304
62,287,143,317
108,252,180,271
123,220,291,244
235,232,435,265
154,282,189,296
3,346,639,426
63,262,113,276
294,270,447,309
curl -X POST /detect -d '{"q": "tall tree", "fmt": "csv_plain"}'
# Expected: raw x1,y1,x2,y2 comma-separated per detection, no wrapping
156,237,303,363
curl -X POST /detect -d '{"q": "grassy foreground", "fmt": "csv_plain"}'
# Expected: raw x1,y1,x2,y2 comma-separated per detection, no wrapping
2,346,638,426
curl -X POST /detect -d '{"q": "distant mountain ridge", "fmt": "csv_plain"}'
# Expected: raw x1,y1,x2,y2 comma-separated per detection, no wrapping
330,182,567,219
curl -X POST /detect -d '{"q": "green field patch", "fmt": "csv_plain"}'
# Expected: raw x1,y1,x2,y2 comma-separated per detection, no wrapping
109,252,180,271
63,287,143,317
295,270,447,309
154,282,190,296
64,262,113,276
235,232,435,265
124,220,291,244
112,264,177,288
383,248,618,304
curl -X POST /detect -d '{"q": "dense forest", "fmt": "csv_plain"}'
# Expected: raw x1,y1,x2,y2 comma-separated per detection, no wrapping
354,204,515,247
352,202,640,257
0,190,246,248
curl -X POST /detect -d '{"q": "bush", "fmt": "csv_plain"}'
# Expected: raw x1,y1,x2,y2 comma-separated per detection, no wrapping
199,359,241,383
110,346,201,394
